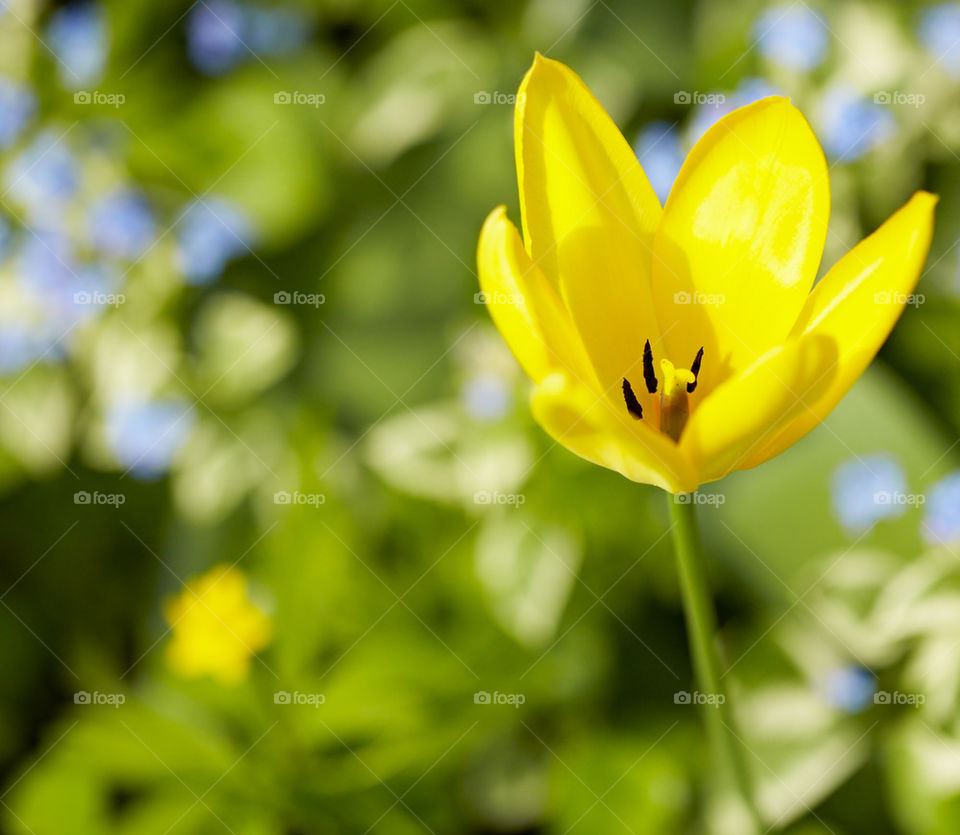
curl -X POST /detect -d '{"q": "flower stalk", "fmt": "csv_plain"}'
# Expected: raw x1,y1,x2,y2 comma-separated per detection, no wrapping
668,495,760,832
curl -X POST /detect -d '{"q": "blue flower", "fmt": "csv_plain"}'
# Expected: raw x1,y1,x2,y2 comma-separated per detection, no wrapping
176,198,253,285
0,215,12,259
753,3,828,71
47,3,108,89
5,132,77,215
89,189,156,259
71,262,121,322
17,230,120,330
0,322,58,375
461,374,511,421
820,666,876,713
820,84,894,161
186,2,311,74
918,3,960,79
830,454,907,533
106,399,194,479
244,6,312,54
634,121,684,204
17,228,76,296
0,78,36,148
923,471,960,544
186,0,248,75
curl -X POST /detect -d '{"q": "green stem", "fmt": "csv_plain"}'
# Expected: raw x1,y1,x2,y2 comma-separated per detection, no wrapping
668,495,760,832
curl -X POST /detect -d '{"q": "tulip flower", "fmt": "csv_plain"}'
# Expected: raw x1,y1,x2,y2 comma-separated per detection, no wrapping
478,55,936,495
476,54,937,831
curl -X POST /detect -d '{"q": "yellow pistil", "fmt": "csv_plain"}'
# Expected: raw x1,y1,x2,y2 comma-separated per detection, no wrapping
659,359,696,441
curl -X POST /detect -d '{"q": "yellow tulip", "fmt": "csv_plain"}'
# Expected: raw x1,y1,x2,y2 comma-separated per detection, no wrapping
478,55,937,493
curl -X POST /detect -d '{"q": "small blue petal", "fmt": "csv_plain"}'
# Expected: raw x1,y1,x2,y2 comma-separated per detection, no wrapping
754,3,829,71
17,231,121,328
106,399,194,479
820,84,894,161
918,3,960,79
0,323,58,375
47,3,108,89
820,666,876,713
89,189,156,259
69,262,121,322
461,374,511,421
17,228,77,295
244,6,312,54
830,454,907,533
176,198,253,285
923,471,960,544
634,121,684,204
186,2,311,74
0,78,36,148
0,215,11,259
5,132,78,212
186,0,248,75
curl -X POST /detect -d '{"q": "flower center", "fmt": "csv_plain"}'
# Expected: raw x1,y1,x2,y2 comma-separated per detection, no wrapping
622,341,703,441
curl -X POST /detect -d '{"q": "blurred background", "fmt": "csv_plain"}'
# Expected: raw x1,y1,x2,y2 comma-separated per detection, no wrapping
1,0,960,832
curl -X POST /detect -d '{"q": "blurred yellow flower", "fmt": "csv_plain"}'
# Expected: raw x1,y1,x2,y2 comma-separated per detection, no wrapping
164,564,271,685
478,54,937,493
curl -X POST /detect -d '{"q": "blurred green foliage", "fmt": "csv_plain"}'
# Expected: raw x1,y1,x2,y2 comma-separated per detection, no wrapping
1,0,960,833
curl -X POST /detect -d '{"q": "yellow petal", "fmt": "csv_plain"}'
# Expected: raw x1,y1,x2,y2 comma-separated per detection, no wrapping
681,335,838,483
477,206,597,386
531,372,698,493
742,190,938,468
651,97,830,394
516,54,663,416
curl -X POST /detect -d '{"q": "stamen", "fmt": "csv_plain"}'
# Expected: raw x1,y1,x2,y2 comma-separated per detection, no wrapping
642,340,658,394
622,378,643,420
687,347,704,393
